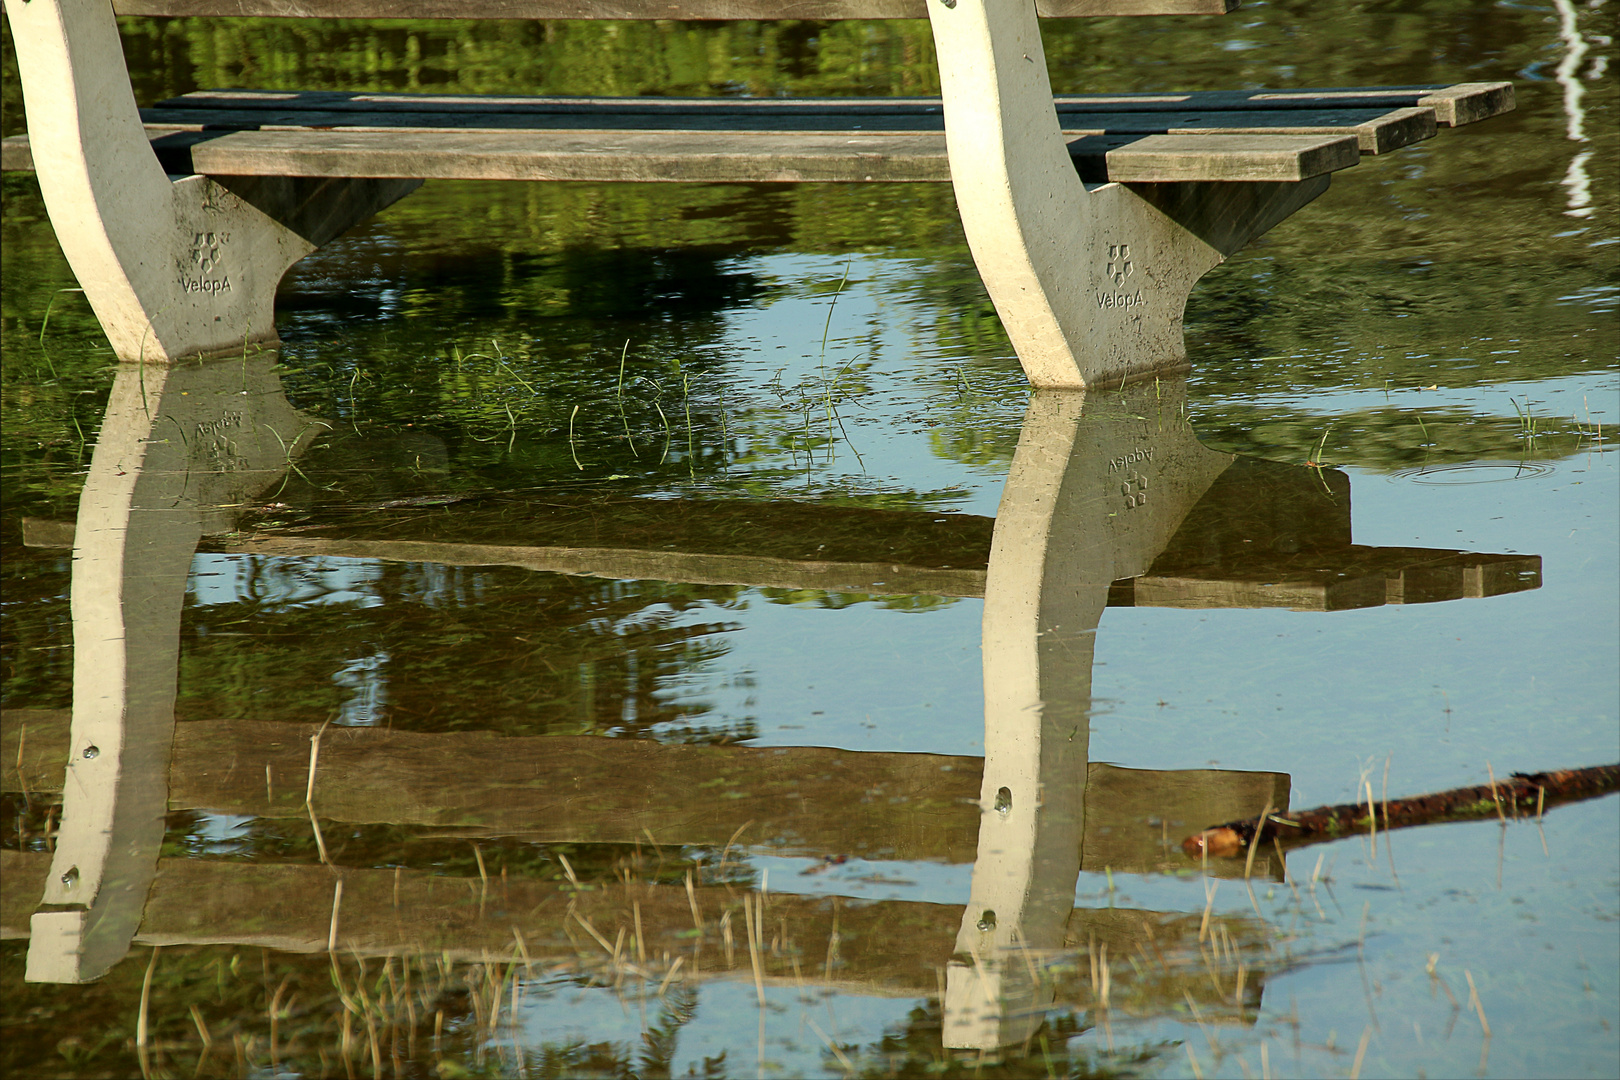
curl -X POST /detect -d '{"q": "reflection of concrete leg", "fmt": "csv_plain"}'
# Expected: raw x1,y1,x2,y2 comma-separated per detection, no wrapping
27,355,316,983
2,0,418,363
927,0,1331,388
946,384,1230,1048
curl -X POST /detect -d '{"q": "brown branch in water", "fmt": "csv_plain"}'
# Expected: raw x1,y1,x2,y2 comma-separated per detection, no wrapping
1183,763,1620,858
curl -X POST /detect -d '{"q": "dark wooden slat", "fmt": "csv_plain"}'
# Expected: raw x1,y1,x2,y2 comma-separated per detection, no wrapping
1060,83,1514,126
157,82,1513,128
111,0,1239,20
140,102,1433,154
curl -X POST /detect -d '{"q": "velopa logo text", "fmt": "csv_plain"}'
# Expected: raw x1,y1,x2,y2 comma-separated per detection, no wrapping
1096,289,1145,309
180,276,232,295
1109,447,1154,471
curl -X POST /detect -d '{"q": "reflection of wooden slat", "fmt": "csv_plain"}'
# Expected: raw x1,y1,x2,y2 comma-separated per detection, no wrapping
1115,548,1543,610
0,850,958,994
2,710,981,864
2,710,1286,876
219,534,991,598
1082,764,1287,878
17,512,1541,610
0,849,1268,1009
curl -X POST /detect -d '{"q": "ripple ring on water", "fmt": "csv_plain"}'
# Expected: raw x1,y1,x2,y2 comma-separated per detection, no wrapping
1390,462,1555,485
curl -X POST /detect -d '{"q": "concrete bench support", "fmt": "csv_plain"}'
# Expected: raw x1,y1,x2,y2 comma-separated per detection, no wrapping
3,0,416,363
3,0,1510,379
928,0,1328,387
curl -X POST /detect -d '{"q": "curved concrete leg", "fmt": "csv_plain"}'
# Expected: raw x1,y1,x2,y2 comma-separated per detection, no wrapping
27,354,318,983
927,0,1331,388
3,0,418,363
945,382,1231,1048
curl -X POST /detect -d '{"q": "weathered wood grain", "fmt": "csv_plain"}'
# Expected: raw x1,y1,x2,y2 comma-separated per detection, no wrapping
4,81,1507,183
1099,133,1360,183
3,127,1361,184
109,0,1239,21
137,101,1432,154
162,127,961,182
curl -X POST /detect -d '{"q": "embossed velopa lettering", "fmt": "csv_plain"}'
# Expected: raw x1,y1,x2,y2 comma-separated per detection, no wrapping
1108,447,1155,471
1096,289,1146,310
179,276,233,295
195,412,245,439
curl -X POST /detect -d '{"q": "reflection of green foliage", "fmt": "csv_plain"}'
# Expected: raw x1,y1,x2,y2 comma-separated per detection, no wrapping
758,587,960,613
0,936,655,1080
177,563,750,741
151,805,734,884
1192,405,1602,473
0,545,72,709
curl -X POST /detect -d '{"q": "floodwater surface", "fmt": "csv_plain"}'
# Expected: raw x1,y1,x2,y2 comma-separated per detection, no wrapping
2,2,1617,1078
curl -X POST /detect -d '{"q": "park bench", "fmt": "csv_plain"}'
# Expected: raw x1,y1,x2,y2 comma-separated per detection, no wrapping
1,0,1512,387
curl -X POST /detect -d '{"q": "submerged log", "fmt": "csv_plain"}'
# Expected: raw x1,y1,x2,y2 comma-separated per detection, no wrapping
1182,763,1620,858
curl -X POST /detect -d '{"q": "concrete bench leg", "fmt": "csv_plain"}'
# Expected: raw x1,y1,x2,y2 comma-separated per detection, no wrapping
928,0,1328,388
26,353,319,983
3,0,418,363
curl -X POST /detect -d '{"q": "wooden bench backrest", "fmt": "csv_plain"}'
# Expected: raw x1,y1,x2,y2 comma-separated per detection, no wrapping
111,0,1236,20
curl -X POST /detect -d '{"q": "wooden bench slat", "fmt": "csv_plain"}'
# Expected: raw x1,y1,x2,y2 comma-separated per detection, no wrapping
179,128,961,183
158,82,1512,128
1064,83,1514,126
139,103,1431,153
0,126,1359,183
1095,133,1359,182
111,0,1238,20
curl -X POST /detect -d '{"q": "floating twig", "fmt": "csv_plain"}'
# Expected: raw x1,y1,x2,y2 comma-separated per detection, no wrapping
1184,764,1620,857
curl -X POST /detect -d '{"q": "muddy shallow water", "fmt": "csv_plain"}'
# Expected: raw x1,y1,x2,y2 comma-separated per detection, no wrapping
2,2,1617,1077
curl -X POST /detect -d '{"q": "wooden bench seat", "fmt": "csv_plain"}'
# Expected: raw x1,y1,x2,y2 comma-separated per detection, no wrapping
0,83,1510,183
1,0,1515,387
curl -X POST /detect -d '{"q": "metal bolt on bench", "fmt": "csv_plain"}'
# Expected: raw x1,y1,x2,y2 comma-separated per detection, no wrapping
0,0,1513,386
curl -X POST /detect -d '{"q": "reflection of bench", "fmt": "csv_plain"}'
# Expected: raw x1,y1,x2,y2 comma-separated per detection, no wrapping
1,0,1511,386
19,455,1540,611
0,849,1271,1016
